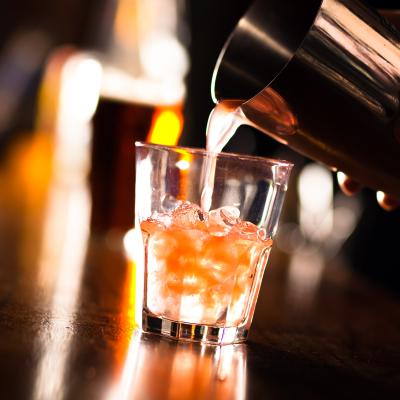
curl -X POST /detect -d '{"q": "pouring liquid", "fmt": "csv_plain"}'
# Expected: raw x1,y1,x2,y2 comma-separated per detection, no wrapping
201,101,248,211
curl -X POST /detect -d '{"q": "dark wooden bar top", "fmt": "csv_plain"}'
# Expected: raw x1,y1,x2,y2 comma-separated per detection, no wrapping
0,132,400,400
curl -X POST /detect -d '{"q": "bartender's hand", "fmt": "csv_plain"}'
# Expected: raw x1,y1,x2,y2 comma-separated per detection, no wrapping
337,172,400,211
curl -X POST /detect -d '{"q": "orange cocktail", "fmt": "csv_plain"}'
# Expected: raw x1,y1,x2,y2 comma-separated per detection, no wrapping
135,143,292,344
141,202,272,327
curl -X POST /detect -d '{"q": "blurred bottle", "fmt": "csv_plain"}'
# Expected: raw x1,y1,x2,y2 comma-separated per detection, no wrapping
89,0,188,235
37,0,189,237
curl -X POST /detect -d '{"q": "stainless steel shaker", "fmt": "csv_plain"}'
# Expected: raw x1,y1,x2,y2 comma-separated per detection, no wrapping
212,0,400,197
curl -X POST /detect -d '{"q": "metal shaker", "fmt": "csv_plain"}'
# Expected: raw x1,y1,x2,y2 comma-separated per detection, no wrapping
212,0,400,197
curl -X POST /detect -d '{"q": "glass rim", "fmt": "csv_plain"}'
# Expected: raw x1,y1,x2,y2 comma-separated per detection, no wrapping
135,141,294,169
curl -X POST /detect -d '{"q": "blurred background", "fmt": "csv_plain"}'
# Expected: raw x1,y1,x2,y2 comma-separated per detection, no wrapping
0,0,399,297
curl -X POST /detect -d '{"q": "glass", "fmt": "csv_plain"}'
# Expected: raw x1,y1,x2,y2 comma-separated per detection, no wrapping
135,142,293,344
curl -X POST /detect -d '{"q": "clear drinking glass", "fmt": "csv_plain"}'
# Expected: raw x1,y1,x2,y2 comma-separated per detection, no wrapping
135,142,292,344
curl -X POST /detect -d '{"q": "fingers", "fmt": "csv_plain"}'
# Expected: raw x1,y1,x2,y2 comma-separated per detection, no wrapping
337,172,362,196
376,192,400,212
337,172,399,211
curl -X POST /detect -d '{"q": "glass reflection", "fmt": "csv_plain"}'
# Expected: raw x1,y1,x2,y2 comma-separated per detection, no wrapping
276,163,361,309
108,332,247,400
32,53,98,400
32,166,91,400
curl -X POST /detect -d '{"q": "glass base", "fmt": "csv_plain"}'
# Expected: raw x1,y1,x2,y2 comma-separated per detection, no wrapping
142,310,249,345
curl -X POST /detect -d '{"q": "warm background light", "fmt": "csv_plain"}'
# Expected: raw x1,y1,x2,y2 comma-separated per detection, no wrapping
147,106,183,145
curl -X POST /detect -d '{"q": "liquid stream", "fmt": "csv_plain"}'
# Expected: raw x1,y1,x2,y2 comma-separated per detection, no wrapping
201,100,246,211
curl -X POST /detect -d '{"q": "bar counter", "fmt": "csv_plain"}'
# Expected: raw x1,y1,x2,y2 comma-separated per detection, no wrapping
0,132,399,400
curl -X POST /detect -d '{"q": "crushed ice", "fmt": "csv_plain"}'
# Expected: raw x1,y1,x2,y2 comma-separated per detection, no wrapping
147,200,269,241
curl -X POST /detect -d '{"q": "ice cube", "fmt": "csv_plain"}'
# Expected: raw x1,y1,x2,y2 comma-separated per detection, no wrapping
205,206,239,236
178,294,204,323
206,208,231,237
161,194,181,212
149,230,177,258
220,206,240,226
233,221,260,241
150,211,172,228
140,217,167,235
172,202,205,228
257,228,267,241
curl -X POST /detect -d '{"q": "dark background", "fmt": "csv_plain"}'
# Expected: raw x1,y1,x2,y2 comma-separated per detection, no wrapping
0,0,397,140
182,0,399,148
0,0,399,292
0,0,397,145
